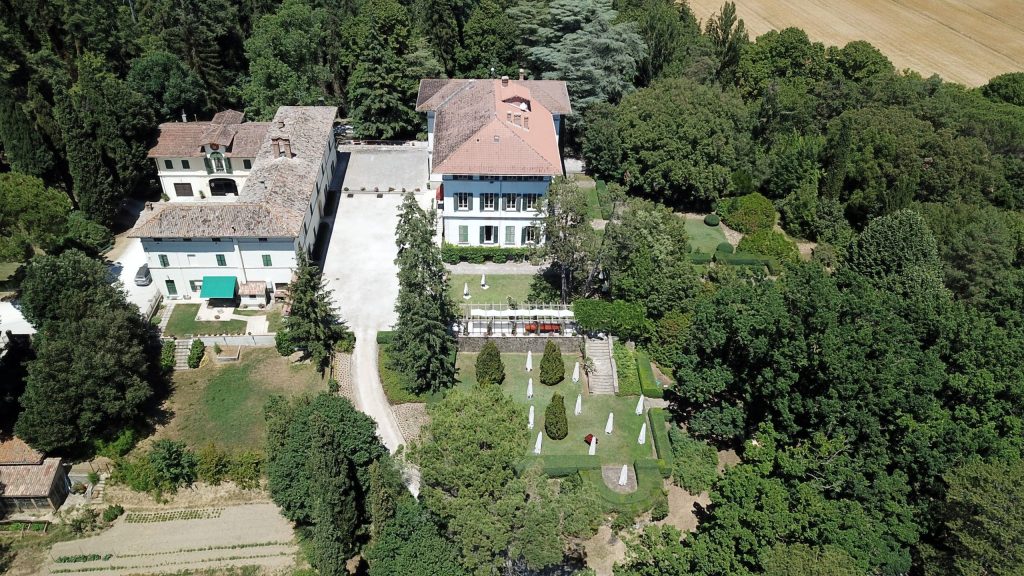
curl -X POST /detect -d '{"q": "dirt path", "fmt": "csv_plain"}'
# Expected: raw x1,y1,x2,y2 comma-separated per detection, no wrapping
688,0,1024,86
42,503,297,576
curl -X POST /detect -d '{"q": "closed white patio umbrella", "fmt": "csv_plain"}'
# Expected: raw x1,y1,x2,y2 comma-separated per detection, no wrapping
618,464,629,486
638,422,647,445
574,393,582,416
605,412,614,435
481,273,488,289
588,436,597,456
572,361,580,383
527,378,534,399
528,405,535,430
526,350,533,371
463,282,470,299
635,395,645,416
534,432,543,455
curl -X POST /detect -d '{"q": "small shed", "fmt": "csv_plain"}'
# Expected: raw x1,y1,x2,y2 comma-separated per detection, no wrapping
0,437,70,514
239,281,268,308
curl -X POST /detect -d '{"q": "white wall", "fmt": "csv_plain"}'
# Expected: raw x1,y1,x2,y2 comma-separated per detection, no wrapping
439,175,548,246
443,216,541,247
154,157,253,202
142,238,298,299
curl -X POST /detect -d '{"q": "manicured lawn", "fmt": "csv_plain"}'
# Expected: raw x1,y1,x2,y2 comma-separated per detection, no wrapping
267,309,284,333
163,347,326,451
684,215,730,253
232,308,266,316
449,274,534,306
164,304,247,338
0,261,21,281
457,352,655,464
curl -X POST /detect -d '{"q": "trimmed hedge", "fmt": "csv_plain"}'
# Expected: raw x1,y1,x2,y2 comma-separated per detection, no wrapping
689,252,713,265
581,463,664,516
648,408,674,478
704,213,720,226
187,339,205,369
376,331,393,345
441,244,533,264
635,349,663,398
160,340,175,372
736,229,799,263
612,340,640,396
572,299,650,341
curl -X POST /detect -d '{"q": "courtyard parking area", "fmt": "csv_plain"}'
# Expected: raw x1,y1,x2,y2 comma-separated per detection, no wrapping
338,143,428,193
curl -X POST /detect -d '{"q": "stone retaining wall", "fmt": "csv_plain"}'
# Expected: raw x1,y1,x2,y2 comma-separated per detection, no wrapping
458,336,580,353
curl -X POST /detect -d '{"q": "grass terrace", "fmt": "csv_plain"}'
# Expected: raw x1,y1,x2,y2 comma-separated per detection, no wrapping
456,352,654,464
449,274,533,306
233,308,285,333
684,215,730,253
162,347,326,451
163,304,247,338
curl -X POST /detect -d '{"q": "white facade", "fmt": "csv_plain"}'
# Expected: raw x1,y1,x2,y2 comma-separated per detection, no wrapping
153,149,255,202
141,238,297,300
441,176,546,247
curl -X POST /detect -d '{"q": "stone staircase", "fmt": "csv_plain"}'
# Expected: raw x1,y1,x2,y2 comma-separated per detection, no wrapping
585,336,616,395
174,339,192,370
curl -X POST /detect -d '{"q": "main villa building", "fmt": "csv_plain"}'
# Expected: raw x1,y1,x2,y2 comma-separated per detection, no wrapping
131,106,338,302
417,76,571,247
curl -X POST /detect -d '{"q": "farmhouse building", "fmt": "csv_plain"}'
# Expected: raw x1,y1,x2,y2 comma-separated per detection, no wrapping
0,437,69,515
131,106,338,302
416,76,571,247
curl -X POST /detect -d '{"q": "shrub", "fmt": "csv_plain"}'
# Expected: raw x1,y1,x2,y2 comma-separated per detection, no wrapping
668,427,718,494
87,470,100,485
539,340,565,385
187,339,205,368
440,244,533,264
719,192,776,233
544,393,568,440
228,450,263,489
160,340,175,372
213,343,222,355
102,505,124,523
66,508,99,534
704,213,720,226
650,492,669,521
475,340,505,385
689,252,713,265
737,229,799,263
111,456,160,493
148,439,197,489
648,409,674,478
71,482,86,494
635,350,663,398
611,512,633,533
716,241,734,255
95,429,136,459
612,341,640,396
197,443,231,485
572,299,650,341
275,330,295,355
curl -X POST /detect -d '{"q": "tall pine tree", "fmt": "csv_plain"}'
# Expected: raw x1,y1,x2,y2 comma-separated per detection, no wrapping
390,192,457,394
278,252,351,374
308,411,361,574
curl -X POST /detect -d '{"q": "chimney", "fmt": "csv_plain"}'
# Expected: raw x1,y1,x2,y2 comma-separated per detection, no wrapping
501,75,509,87
272,140,281,157
519,68,525,81
283,139,292,158
181,110,188,122
524,116,529,129
145,201,153,211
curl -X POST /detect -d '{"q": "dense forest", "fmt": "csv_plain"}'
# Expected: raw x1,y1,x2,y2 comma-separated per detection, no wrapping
3,0,1024,574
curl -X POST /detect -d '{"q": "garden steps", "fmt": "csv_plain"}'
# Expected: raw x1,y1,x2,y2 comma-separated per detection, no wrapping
585,336,616,395
173,339,191,371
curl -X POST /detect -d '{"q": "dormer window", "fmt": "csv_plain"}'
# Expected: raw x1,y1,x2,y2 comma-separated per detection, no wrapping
211,152,225,172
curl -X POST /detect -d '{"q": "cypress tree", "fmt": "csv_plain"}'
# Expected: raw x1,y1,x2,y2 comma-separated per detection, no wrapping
475,340,505,385
278,252,351,374
308,412,360,574
539,340,565,386
544,393,568,440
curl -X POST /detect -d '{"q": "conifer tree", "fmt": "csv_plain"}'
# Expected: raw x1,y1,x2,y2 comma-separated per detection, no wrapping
539,340,565,386
475,340,505,385
390,192,457,393
278,252,351,374
544,393,568,440
308,412,361,574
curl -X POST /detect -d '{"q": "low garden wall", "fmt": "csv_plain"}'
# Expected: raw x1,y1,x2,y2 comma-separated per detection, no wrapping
457,336,580,354
197,335,275,347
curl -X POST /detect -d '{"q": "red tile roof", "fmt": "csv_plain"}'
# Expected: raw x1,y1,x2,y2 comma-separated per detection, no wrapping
0,436,43,465
416,79,571,176
0,458,63,497
148,111,269,158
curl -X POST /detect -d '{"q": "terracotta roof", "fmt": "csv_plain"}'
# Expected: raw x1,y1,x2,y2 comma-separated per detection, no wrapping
132,106,338,239
416,79,570,176
0,457,62,498
148,111,269,158
0,437,43,465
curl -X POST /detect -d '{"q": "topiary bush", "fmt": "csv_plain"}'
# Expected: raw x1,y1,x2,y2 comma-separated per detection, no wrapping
539,340,565,385
160,340,175,372
719,192,776,233
716,241,734,255
475,340,506,385
612,341,640,396
544,393,568,440
187,339,205,368
704,213,720,226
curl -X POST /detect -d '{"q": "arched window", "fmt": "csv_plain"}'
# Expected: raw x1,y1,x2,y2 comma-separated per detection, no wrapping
211,152,225,172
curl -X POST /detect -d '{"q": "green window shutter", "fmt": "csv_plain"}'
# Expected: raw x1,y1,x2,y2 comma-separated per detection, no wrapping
479,226,485,244
216,254,226,267
458,225,468,243
203,157,213,174
225,157,233,174
262,254,272,266
505,226,514,245
468,194,473,211
159,254,169,267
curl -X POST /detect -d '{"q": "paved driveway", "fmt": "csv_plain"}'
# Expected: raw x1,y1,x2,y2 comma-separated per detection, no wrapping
106,236,159,316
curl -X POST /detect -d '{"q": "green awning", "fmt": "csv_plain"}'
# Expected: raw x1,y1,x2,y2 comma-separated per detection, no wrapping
200,276,236,299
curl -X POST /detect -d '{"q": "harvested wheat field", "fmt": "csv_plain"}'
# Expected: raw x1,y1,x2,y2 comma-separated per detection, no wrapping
687,0,1024,86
